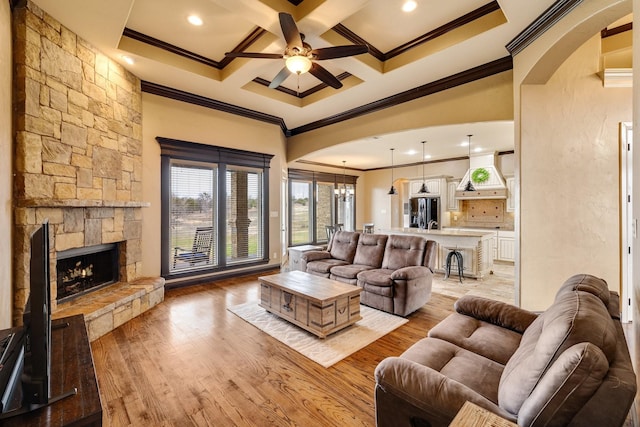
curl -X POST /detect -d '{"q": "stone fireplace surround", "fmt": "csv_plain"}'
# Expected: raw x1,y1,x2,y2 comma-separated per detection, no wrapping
11,1,164,341
14,201,164,341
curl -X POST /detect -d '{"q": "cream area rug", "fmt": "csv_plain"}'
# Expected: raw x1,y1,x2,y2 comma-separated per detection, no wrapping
228,302,408,368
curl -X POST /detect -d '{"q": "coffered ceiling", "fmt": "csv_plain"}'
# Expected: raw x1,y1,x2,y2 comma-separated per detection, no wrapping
31,0,563,168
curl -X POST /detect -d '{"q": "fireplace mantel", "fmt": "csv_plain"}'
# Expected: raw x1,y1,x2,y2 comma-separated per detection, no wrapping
17,199,151,208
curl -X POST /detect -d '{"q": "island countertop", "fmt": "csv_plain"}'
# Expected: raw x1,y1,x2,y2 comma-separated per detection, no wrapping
379,227,495,238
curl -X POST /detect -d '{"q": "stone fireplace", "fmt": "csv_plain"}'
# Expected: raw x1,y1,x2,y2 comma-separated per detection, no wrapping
11,2,164,340
56,242,119,303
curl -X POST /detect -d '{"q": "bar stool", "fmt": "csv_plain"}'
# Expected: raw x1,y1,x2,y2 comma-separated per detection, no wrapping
363,223,374,234
444,248,464,283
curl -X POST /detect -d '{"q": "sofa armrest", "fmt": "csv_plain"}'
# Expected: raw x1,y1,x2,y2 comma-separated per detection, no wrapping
301,251,332,262
375,357,511,425
454,295,538,334
390,265,430,281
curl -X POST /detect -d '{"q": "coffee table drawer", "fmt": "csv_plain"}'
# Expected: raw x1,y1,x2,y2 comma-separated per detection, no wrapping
310,302,336,331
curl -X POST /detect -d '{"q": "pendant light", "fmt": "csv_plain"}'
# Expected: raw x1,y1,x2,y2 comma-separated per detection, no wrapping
388,148,397,195
418,140,429,193
464,134,476,192
335,161,352,201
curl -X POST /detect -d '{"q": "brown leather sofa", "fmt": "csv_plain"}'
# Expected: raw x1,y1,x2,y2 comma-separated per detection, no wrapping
302,231,437,316
374,274,637,427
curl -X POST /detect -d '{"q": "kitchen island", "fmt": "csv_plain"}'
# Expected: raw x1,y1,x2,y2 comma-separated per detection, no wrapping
379,227,495,279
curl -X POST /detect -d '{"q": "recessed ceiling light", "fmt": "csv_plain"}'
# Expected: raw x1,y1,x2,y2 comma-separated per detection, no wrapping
474,147,482,153
402,1,417,12
424,154,432,159
406,149,417,155
188,15,203,26
460,141,469,147
122,55,134,65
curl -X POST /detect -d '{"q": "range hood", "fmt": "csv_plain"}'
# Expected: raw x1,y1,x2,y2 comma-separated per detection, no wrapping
455,152,507,200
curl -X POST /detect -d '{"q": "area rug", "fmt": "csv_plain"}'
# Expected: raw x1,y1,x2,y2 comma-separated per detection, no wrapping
228,302,408,368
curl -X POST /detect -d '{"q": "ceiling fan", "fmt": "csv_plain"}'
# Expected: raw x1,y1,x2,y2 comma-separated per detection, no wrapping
225,13,368,90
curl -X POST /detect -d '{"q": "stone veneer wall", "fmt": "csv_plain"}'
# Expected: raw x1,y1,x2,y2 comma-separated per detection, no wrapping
12,1,145,323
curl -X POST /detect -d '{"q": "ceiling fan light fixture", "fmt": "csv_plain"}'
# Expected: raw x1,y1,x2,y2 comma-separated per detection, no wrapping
286,55,312,74
402,1,417,12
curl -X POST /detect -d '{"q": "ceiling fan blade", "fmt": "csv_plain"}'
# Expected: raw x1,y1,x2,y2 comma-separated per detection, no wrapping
225,52,283,59
268,67,291,89
311,45,369,60
279,12,303,49
309,62,342,89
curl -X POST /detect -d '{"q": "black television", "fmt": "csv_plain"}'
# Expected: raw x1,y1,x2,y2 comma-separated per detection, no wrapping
0,221,76,418
21,220,52,406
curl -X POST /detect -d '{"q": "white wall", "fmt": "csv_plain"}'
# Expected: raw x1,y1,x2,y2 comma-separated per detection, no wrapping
141,94,288,278
515,0,632,310
0,1,12,328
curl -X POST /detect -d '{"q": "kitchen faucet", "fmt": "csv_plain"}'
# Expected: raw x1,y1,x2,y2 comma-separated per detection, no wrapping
428,220,437,230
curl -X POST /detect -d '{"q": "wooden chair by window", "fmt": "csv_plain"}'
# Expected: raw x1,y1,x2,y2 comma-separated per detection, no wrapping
173,226,214,268
325,225,336,242
325,223,344,242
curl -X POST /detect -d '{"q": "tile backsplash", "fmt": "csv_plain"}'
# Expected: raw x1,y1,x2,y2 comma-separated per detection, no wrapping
449,199,514,230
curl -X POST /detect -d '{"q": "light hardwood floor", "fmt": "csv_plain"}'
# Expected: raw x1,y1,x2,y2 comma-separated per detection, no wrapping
91,273,459,426
90,266,637,426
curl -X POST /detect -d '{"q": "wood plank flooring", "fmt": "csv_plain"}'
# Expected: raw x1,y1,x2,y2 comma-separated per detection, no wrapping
90,273,458,426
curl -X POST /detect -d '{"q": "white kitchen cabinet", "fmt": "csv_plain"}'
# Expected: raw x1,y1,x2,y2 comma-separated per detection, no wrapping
446,180,460,211
409,178,442,197
506,177,516,212
497,230,515,262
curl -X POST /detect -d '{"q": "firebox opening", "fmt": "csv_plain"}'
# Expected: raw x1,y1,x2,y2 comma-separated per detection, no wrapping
56,243,120,303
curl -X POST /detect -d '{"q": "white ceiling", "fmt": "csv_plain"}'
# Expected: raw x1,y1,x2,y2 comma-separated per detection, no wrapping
31,0,558,169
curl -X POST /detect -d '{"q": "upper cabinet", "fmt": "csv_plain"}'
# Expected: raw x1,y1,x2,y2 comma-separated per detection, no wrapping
446,179,460,211
506,176,515,212
409,178,442,197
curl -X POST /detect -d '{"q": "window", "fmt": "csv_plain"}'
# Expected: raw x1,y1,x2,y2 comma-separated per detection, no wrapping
288,169,357,246
290,180,312,245
158,137,273,278
226,166,264,264
169,161,217,270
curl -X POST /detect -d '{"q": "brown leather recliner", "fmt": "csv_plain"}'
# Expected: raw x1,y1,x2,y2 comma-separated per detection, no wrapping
302,232,436,317
356,235,436,316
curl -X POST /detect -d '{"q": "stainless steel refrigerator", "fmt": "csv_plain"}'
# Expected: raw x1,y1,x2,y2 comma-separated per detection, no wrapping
409,197,439,229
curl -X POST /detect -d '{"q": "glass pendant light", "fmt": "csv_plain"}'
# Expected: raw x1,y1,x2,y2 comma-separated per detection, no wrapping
388,148,397,195
335,161,351,201
418,140,429,193
464,134,476,192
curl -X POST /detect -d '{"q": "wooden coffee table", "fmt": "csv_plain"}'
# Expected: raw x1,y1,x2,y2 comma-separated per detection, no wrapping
258,271,362,338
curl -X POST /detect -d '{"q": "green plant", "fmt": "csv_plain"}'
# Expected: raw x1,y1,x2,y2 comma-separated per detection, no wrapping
471,167,490,184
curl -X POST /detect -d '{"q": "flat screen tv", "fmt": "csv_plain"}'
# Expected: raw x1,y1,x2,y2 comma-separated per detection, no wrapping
0,220,75,418
21,220,52,406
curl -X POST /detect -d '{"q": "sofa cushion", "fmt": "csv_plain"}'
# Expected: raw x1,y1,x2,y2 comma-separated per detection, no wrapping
330,264,375,280
381,235,426,270
400,338,504,404
352,233,388,267
306,258,349,276
428,313,523,365
357,268,394,287
327,230,360,263
517,342,609,427
498,290,617,415
555,273,610,306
